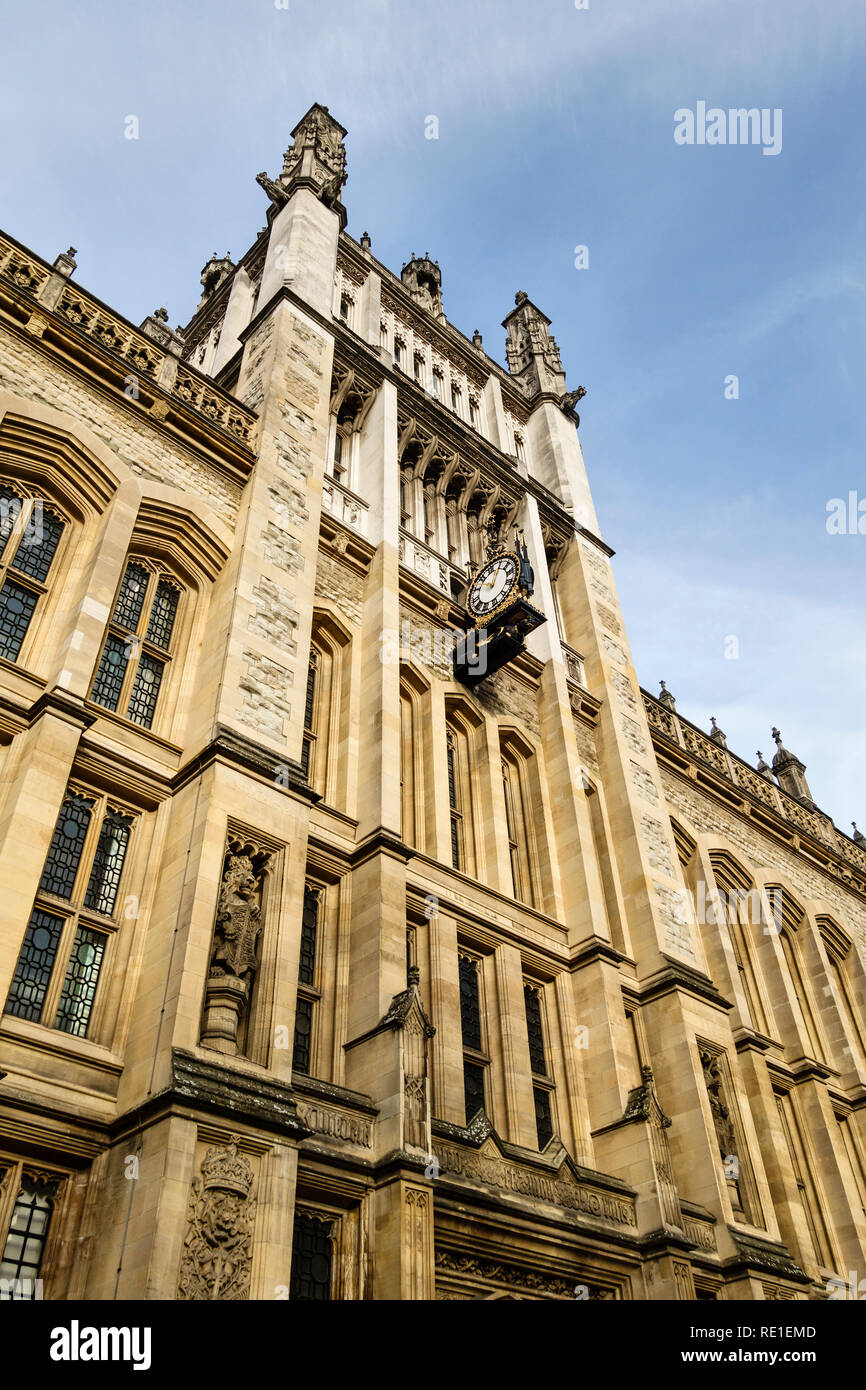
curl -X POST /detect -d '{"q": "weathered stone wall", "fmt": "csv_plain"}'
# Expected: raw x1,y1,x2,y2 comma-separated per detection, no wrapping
661,767,866,956
318,552,364,627
0,329,242,526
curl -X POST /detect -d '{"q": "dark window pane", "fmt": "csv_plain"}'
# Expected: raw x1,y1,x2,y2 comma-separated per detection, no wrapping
0,486,24,561
83,812,132,916
0,1177,58,1296
289,1213,333,1301
458,954,482,1051
39,793,93,899
54,927,107,1037
112,561,150,631
11,506,64,582
463,1061,486,1124
447,737,458,810
450,816,461,871
0,579,38,661
524,984,547,1076
298,887,319,986
145,579,179,650
300,733,313,782
126,653,164,728
533,1085,554,1150
4,910,65,1022
90,633,129,711
304,655,317,732
292,996,313,1074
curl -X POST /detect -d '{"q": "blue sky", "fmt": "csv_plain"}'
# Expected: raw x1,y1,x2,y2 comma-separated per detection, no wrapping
1,0,864,830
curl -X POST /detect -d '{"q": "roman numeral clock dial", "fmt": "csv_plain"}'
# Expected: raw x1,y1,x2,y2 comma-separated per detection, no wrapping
466,554,519,618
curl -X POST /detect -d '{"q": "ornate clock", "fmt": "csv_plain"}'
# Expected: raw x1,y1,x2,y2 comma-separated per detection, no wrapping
454,532,546,688
466,553,520,619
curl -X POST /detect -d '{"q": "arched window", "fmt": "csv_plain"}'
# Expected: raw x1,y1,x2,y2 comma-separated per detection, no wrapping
500,734,540,908
818,918,866,1076
400,667,430,850
770,888,827,1063
0,1169,61,1297
444,701,482,877
89,558,183,730
708,852,769,1036
447,730,466,871
338,292,354,327
0,482,66,664
300,615,351,806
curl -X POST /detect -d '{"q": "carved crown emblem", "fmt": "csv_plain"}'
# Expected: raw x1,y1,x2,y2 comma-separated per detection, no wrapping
200,1141,254,1197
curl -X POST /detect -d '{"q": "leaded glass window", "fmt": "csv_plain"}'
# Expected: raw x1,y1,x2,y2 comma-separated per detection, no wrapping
0,581,38,661
0,1176,59,1297
533,1085,553,1150
458,954,482,1051
90,633,130,711
54,927,107,1036
112,561,149,631
292,997,313,1075
301,652,318,782
0,484,23,558
10,506,64,583
524,984,547,1076
289,1212,333,1300
447,731,463,871
126,652,164,727
463,1061,486,1124
90,559,182,730
298,887,319,986
39,793,93,899
4,788,134,1039
4,910,65,1022
0,487,66,665
84,812,133,916
145,580,179,650
293,881,321,1076
459,952,488,1124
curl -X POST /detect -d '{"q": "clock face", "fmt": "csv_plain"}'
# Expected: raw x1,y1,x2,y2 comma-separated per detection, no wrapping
467,554,519,618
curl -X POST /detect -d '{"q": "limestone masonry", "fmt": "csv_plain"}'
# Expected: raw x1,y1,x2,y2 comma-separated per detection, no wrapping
0,104,864,1301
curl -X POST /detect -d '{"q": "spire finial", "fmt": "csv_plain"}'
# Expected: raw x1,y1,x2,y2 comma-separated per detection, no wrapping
657,680,676,711
853,822,866,846
709,717,727,747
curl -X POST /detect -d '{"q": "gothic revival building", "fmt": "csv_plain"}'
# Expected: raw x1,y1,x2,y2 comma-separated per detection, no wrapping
0,104,865,1302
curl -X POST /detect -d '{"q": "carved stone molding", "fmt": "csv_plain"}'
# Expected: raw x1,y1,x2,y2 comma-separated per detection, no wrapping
435,1249,618,1300
432,1134,636,1229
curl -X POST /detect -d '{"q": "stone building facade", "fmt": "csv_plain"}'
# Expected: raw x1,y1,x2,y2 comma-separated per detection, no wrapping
0,104,864,1302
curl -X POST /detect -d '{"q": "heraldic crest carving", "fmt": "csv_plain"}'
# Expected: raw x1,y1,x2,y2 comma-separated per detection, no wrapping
177,1141,257,1301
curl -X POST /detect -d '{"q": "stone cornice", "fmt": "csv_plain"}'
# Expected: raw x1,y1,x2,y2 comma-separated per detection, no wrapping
115,1048,313,1144
638,956,735,1012
27,687,97,732
645,689,866,902
172,724,318,802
